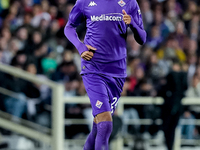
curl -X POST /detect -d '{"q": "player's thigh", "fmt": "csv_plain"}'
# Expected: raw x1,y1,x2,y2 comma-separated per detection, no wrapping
82,74,112,117
95,111,112,123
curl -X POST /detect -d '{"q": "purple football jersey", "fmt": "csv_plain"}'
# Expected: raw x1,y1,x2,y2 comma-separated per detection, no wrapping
64,0,146,77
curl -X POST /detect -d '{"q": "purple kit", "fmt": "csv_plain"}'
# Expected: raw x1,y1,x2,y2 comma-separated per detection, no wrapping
64,0,146,116
82,73,125,116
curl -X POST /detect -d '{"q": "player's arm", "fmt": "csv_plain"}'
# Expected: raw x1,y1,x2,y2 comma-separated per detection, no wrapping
122,1,146,45
64,0,96,60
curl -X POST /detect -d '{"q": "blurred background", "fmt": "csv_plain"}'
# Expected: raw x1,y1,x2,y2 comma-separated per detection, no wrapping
0,0,200,150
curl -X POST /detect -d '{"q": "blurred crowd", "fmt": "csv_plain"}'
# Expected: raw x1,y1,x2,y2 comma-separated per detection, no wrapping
0,0,200,149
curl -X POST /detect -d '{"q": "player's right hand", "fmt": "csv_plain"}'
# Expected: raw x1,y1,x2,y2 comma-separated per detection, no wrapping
81,45,97,61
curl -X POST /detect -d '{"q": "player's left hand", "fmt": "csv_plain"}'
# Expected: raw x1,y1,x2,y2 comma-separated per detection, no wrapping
122,9,131,25
81,45,96,61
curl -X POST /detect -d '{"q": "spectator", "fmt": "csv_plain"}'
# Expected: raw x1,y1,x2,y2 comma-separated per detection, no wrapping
2,38,21,64
146,25,163,49
157,36,186,63
16,27,29,50
140,0,153,29
182,0,198,30
171,20,188,49
181,110,196,139
145,52,171,89
148,8,170,40
20,12,34,35
31,4,51,28
2,59,40,119
26,30,43,54
1,27,11,42
187,54,198,85
162,61,188,150
180,73,200,140
41,50,57,76
25,62,51,127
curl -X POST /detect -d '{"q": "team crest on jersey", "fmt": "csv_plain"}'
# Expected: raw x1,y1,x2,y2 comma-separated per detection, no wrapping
96,100,103,108
118,0,126,7
88,1,97,7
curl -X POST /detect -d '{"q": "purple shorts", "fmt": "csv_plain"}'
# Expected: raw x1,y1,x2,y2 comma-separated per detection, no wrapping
82,73,125,117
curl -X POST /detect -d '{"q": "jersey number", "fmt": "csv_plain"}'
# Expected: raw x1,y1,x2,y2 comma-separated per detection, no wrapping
111,97,118,114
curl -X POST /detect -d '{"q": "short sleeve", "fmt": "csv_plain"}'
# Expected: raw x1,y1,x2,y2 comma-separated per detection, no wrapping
68,0,85,27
